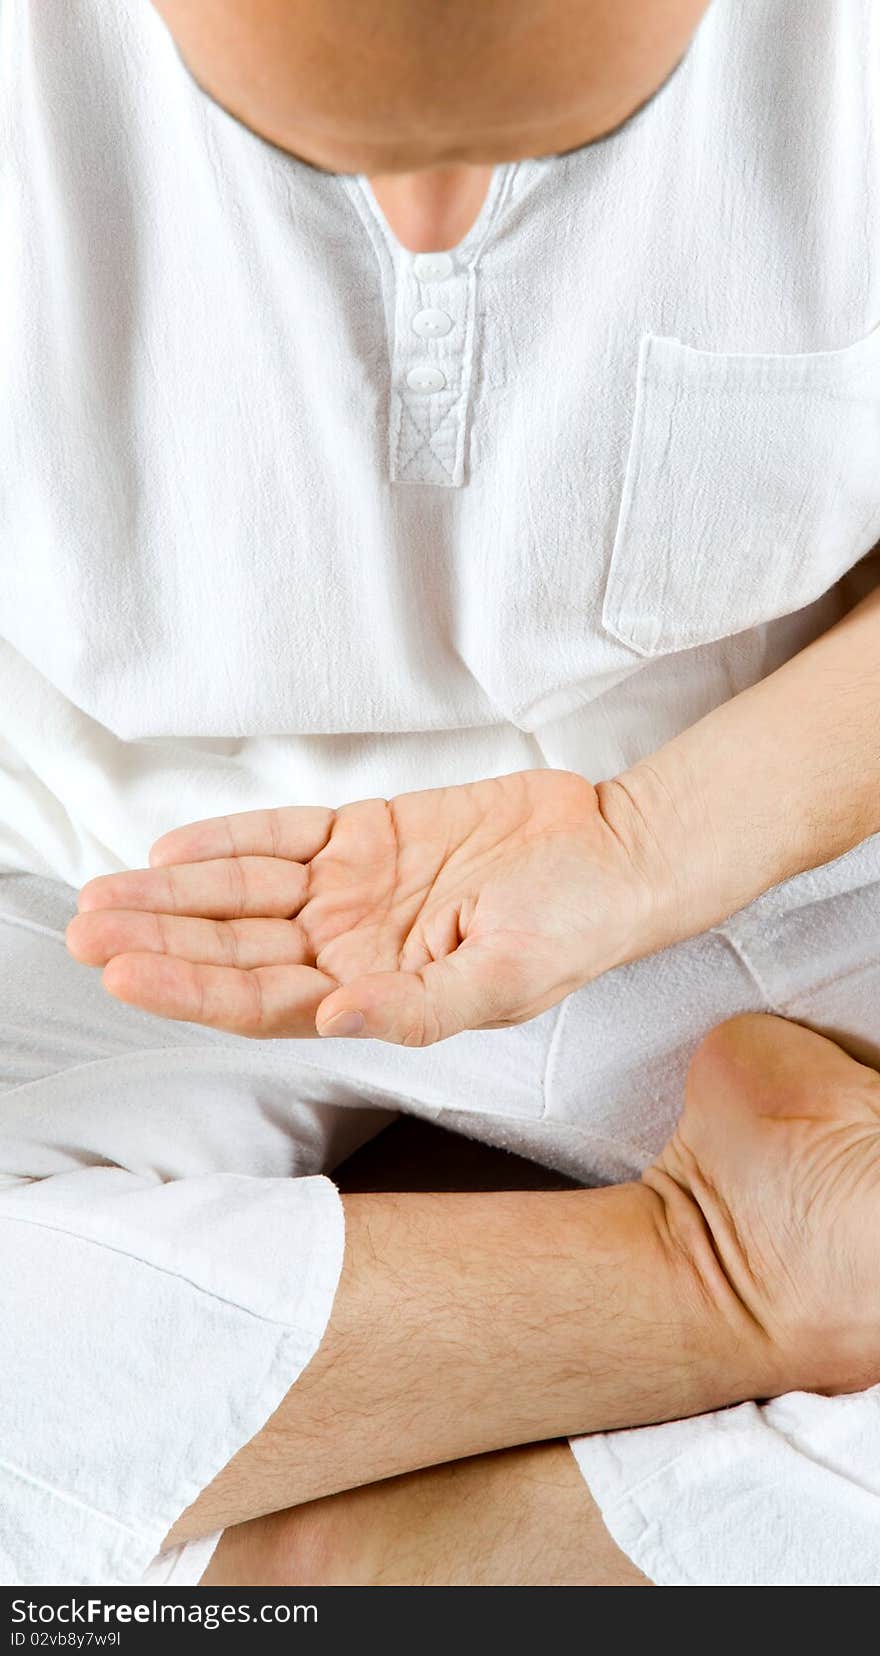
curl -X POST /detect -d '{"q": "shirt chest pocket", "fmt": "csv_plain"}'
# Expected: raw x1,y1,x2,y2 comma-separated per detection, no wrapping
601,327,880,657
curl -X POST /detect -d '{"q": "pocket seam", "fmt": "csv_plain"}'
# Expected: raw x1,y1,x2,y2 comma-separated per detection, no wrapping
601,327,880,659
601,333,655,657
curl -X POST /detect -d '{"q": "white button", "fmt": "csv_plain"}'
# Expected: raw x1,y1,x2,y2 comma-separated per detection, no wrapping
412,251,454,281
406,365,447,393
412,307,453,339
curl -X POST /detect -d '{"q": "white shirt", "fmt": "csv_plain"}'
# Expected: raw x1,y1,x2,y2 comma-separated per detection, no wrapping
2,4,880,1591
1,0,879,888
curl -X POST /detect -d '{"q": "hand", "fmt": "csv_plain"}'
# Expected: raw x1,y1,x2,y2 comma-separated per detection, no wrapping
66,768,655,1045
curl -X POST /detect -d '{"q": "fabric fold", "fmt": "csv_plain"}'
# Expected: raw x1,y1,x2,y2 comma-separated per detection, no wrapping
0,1170,346,1586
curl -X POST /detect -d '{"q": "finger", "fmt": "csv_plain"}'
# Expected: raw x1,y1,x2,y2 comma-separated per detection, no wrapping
66,909,311,970
148,805,335,868
315,936,533,1047
101,953,338,1038
77,856,309,921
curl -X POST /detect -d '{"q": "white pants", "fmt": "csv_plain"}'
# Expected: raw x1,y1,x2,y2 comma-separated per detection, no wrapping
2,844,879,1587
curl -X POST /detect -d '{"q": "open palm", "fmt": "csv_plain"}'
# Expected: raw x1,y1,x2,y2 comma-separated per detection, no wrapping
66,769,650,1046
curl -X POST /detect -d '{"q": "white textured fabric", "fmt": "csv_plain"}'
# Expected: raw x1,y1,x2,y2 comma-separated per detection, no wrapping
139,1531,222,1586
569,840,880,1586
5,843,880,1586
1,0,879,886
0,872,393,1587
571,1393,880,1587
2,0,880,1591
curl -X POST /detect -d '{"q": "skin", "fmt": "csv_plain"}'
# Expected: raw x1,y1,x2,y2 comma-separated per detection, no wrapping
67,590,880,1050
203,1132,642,1586
202,1444,653,1587
63,0,880,1584
69,769,650,1044
150,0,711,248
191,1012,880,1583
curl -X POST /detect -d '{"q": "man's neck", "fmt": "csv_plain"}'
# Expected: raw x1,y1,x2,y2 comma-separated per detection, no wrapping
365,163,495,251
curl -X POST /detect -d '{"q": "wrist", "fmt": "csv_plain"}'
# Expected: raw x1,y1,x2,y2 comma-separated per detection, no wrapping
596,750,757,958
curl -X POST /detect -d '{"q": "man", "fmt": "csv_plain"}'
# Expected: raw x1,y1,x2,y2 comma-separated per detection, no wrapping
1,0,879,1586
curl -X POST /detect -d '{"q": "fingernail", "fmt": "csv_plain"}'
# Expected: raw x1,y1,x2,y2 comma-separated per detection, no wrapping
319,1010,366,1039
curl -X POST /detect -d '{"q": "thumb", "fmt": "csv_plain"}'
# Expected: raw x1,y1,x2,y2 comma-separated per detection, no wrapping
315,936,525,1047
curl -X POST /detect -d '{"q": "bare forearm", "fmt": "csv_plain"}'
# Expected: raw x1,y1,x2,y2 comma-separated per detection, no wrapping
600,583,880,951
167,1181,778,1545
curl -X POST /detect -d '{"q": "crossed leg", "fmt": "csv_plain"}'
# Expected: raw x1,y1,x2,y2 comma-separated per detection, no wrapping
204,1118,650,1586
201,1118,647,1585
200,1013,880,1587
7,868,879,1585
203,1442,650,1586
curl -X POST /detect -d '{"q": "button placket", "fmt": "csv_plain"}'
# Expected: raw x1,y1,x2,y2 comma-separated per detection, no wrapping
344,163,530,488
412,308,454,340
390,252,475,487
412,251,455,281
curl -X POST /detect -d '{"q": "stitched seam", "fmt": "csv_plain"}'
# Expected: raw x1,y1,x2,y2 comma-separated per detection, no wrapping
396,402,435,471
0,1456,146,1541
399,412,454,473
711,927,785,1014
0,912,71,947
540,995,572,1121
774,955,880,1011
2,1043,269,1096
1,1038,450,1117
397,399,459,478
0,1196,333,1332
